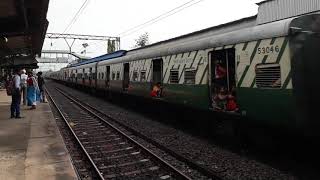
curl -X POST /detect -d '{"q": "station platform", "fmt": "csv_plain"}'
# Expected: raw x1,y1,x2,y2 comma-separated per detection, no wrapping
0,89,77,180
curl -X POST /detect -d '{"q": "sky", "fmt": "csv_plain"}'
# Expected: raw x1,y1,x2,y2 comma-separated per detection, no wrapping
43,0,265,58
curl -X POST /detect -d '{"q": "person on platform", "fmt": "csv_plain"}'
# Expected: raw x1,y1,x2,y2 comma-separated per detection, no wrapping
27,71,39,109
20,69,28,105
10,69,22,118
37,71,46,103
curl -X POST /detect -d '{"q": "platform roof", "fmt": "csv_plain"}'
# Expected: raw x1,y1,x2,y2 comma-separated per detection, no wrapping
0,0,50,68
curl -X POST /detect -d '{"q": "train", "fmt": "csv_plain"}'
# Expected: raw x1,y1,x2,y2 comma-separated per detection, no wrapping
49,13,320,139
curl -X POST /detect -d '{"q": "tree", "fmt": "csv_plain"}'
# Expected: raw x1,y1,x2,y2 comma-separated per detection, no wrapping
107,39,116,53
134,32,149,48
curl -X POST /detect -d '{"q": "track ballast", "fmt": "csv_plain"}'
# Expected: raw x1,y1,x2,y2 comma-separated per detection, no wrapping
46,87,194,179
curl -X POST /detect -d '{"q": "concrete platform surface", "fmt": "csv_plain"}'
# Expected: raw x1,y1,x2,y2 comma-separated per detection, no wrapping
0,89,77,180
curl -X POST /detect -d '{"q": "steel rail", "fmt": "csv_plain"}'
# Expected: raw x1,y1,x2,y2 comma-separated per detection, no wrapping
55,87,224,180
45,88,105,180
55,87,192,180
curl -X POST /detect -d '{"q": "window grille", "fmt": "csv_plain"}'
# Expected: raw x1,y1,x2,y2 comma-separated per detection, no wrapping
170,70,179,84
141,71,146,81
184,70,196,84
133,71,138,81
255,63,281,88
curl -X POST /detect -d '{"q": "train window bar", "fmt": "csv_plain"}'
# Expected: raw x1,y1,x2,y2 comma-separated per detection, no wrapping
170,70,179,84
140,71,146,82
255,63,281,89
184,69,196,84
133,71,138,82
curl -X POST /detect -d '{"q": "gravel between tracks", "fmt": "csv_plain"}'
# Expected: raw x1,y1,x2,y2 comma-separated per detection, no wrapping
47,81,297,180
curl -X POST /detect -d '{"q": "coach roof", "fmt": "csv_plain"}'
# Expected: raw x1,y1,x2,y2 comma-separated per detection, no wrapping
99,14,305,66
70,50,126,67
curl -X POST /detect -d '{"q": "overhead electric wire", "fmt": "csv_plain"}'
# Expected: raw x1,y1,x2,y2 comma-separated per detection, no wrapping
119,0,205,38
50,0,91,47
62,0,91,34
118,0,198,36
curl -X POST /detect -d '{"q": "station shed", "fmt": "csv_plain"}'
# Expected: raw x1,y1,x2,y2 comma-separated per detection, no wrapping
0,1,78,179
0,0,49,76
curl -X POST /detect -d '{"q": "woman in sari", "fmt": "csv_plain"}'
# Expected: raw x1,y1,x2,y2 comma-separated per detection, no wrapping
27,72,39,109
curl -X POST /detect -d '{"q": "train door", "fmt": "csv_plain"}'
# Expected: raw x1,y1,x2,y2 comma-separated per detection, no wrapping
123,63,130,91
64,71,67,81
94,64,98,88
106,66,110,88
82,68,85,84
89,67,92,86
75,69,78,83
209,48,237,112
151,59,163,97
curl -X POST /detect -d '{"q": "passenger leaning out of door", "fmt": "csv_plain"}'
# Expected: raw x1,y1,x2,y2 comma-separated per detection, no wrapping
214,59,227,88
226,86,239,112
212,87,227,111
150,82,162,98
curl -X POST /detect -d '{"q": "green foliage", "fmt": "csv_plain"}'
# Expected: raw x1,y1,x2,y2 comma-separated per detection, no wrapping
134,32,149,48
107,40,116,53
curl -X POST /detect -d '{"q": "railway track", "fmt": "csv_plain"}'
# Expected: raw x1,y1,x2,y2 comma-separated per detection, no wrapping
46,87,193,179
52,86,224,180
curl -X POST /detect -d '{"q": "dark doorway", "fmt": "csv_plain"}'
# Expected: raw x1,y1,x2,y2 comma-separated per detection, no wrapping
75,69,78,83
152,59,163,85
123,63,130,91
150,59,163,98
82,68,85,84
210,48,237,112
89,67,92,86
106,66,110,88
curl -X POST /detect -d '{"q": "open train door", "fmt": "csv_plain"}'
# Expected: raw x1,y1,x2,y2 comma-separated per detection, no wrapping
289,14,320,137
123,63,130,91
105,66,110,88
209,48,237,112
94,64,98,88
89,67,92,86
151,59,163,97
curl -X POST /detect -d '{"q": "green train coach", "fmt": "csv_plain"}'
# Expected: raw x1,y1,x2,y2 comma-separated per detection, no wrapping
52,14,320,138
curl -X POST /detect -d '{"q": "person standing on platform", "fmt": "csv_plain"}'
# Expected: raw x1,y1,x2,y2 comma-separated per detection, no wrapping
10,69,22,118
27,71,39,109
37,71,46,103
20,69,28,105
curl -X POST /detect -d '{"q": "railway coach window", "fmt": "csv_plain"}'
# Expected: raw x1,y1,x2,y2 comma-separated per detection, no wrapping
140,71,146,82
255,63,281,89
184,70,196,84
170,70,179,84
133,71,138,81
